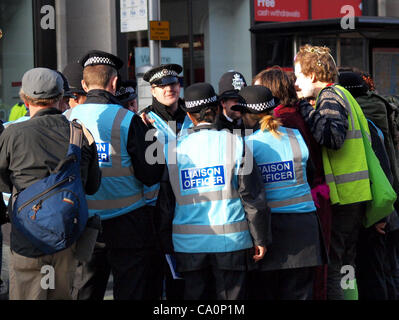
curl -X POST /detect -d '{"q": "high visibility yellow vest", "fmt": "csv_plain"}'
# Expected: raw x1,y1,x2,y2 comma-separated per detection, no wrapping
318,85,372,205
8,103,27,122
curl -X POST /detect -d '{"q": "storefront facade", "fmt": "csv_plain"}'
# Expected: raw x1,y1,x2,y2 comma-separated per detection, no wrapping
251,0,399,96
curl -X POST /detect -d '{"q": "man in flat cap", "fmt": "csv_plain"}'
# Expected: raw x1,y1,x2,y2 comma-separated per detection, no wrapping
62,62,87,108
66,50,164,300
217,71,246,133
0,67,101,300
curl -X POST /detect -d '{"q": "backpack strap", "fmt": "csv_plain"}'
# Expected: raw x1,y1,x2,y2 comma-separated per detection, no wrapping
70,120,83,148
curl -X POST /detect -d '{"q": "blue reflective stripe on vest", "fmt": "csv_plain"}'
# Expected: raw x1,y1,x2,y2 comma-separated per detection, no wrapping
167,129,253,253
245,126,316,213
66,104,145,220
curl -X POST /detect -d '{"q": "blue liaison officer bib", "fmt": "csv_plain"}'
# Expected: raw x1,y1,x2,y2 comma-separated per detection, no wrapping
96,142,110,163
180,165,225,191
258,160,295,184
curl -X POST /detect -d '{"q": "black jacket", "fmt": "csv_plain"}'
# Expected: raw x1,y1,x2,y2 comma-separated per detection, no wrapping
0,108,101,257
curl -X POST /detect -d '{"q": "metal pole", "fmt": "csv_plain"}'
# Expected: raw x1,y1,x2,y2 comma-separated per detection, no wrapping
149,0,161,66
188,0,194,85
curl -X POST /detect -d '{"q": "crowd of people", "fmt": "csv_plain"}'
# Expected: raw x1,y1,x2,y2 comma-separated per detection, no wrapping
0,43,398,300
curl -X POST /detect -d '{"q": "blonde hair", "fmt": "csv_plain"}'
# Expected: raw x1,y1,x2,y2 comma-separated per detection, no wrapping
248,112,282,138
294,44,338,83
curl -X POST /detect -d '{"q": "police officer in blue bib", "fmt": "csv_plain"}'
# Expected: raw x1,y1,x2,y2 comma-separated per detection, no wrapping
233,85,326,300
140,64,188,299
66,50,165,300
157,82,271,300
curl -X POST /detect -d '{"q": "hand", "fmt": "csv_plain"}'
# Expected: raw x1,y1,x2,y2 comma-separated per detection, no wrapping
375,222,386,235
253,245,267,262
140,112,155,126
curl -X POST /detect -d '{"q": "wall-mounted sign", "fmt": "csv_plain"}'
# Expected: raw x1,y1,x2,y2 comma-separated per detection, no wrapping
149,21,170,40
312,0,362,19
254,0,308,22
120,0,148,32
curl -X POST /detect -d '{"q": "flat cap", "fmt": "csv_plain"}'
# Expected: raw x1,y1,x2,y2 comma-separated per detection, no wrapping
62,62,85,94
232,85,279,114
182,82,218,113
79,50,123,70
218,71,247,99
22,68,64,99
143,64,182,86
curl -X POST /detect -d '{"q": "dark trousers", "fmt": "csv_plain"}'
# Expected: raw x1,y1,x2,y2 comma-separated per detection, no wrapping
107,247,163,300
248,267,315,300
72,242,111,300
163,259,185,300
181,266,247,300
356,228,399,300
327,202,366,300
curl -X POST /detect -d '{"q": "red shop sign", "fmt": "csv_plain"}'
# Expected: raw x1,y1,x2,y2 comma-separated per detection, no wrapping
254,0,309,22
312,0,362,19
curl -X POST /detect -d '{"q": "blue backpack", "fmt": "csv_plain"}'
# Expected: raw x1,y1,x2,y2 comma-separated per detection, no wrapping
11,120,89,254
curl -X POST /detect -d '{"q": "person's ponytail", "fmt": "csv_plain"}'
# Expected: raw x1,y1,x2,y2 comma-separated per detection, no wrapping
259,114,282,138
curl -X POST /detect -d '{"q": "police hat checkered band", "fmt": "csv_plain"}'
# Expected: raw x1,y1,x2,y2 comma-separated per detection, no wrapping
185,95,218,109
150,69,178,83
240,98,276,111
84,56,116,67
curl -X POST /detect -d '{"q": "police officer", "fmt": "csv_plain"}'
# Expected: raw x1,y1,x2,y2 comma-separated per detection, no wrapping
217,71,246,132
115,80,138,113
141,63,186,137
62,62,87,108
66,50,164,300
233,85,326,300
157,82,271,300
140,63,187,299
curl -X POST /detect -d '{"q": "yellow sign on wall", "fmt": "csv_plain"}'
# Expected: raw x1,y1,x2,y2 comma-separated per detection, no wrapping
149,21,170,41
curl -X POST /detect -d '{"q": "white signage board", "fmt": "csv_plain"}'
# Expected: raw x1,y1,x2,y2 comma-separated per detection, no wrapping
120,0,148,33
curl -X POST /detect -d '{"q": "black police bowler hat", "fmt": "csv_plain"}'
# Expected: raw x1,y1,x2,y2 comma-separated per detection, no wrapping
232,85,279,114
62,62,85,95
143,64,183,86
338,71,368,98
182,82,219,113
79,50,124,70
56,71,77,99
115,80,137,103
218,71,247,100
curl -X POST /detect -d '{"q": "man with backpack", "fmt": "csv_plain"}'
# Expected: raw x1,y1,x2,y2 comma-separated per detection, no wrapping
0,67,101,300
